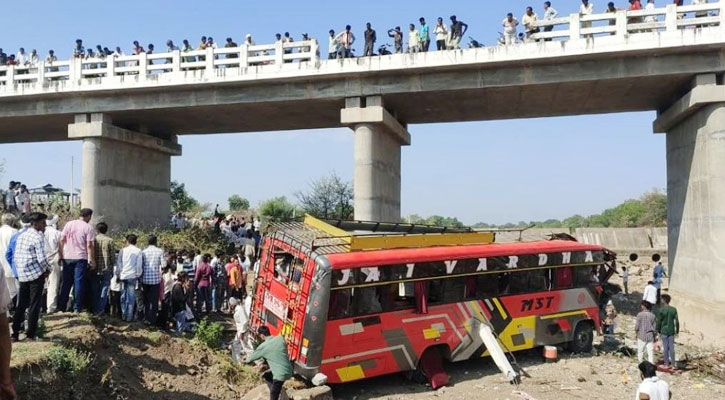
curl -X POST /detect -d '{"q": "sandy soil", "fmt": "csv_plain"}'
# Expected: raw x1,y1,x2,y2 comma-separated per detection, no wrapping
12,313,259,400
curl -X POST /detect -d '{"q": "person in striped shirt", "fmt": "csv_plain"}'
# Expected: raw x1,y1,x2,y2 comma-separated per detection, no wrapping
141,235,164,325
11,212,51,341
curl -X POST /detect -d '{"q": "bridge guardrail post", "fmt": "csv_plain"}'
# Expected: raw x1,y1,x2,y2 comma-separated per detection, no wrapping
172,50,181,76
275,41,284,67
107,56,116,79
239,44,249,70
569,13,581,41
665,4,678,32
138,53,148,79
6,66,14,91
616,10,628,38
70,57,81,83
37,61,45,86
310,40,319,64
205,47,214,75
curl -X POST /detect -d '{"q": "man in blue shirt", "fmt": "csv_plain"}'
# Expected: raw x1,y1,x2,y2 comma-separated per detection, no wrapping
653,261,667,304
419,17,430,52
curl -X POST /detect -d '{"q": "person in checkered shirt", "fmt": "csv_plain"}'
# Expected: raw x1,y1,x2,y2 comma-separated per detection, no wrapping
11,212,51,342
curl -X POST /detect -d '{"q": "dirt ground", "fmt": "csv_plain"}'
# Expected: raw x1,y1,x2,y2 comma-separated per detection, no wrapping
11,313,259,400
332,261,725,400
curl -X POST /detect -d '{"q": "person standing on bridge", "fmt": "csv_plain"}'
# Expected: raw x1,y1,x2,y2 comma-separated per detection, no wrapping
503,13,519,45
388,26,404,53
543,2,559,38
58,208,96,313
419,18,430,52
328,30,338,59
133,41,145,55
434,18,448,50
522,7,540,41
580,0,595,34
73,39,85,58
335,25,355,58
363,23,376,57
408,24,421,53
449,15,468,49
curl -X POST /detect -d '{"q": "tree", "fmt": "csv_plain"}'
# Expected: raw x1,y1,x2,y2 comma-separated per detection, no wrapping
640,190,667,227
170,180,199,213
296,173,354,220
259,197,297,222
228,195,250,211
563,215,587,229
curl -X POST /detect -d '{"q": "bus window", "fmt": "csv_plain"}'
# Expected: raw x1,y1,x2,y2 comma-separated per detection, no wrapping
574,266,597,286
427,278,467,305
329,289,352,319
354,287,383,315
554,267,573,289
475,274,499,298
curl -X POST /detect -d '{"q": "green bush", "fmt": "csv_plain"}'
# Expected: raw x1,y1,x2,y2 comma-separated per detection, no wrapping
194,318,225,349
113,227,231,256
45,346,91,377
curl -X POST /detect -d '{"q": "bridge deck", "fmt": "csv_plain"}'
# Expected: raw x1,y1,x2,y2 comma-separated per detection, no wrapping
0,2,724,142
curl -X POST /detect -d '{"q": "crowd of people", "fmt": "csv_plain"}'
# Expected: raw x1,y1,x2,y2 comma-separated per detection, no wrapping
600,259,678,400
0,0,715,72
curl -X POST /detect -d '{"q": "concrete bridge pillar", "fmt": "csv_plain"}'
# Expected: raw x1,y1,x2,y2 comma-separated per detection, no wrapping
654,74,725,345
341,97,411,222
68,114,182,229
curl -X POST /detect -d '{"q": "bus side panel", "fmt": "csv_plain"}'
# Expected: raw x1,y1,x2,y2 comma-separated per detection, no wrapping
319,287,603,384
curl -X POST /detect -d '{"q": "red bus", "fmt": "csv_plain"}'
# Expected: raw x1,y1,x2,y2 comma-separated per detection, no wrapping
250,217,615,386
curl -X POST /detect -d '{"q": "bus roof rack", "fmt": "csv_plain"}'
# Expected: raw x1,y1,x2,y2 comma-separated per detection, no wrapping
301,215,496,252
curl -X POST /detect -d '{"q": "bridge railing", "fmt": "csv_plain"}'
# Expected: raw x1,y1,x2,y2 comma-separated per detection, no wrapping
532,2,723,41
0,2,721,92
0,40,318,86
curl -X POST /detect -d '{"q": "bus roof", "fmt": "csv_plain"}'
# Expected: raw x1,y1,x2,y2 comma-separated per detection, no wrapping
322,240,606,270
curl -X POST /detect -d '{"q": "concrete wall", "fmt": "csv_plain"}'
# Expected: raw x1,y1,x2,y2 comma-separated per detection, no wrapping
665,102,725,345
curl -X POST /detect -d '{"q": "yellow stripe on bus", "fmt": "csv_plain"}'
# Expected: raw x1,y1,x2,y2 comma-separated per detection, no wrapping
336,365,365,382
540,310,588,320
492,298,508,320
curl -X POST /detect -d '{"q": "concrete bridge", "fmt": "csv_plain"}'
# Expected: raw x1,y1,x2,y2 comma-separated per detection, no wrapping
1,3,724,342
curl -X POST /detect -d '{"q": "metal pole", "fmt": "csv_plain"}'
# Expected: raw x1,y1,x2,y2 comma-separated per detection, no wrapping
70,156,74,207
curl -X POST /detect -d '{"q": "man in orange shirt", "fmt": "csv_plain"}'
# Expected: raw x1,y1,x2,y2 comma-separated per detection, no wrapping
226,257,243,301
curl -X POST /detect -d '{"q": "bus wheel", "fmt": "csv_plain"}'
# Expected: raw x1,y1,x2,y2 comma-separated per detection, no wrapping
413,347,450,390
568,322,594,353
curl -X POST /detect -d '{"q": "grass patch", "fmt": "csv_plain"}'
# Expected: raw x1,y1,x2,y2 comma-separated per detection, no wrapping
147,331,167,346
44,346,92,377
217,357,260,387
194,318,225,349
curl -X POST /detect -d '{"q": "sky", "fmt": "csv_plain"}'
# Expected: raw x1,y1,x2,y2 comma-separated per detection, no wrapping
0,0,666,225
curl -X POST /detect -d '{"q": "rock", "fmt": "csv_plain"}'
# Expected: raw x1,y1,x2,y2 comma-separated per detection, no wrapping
286,385,334,400
596,380,603,385
577,376,587,382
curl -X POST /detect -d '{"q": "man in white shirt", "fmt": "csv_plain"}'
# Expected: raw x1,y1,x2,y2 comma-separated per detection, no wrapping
522,7,540,41
408,24,420,53
580,0,595,32
643,280,657,306
503,13,519,45
635,361,670,399
0,214,17,300
328,30,338,59
44,215,62,313
114,234,143,322
335,25,355,58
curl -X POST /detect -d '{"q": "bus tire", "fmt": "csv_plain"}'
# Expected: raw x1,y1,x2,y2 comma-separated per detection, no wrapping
568,321,594,353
